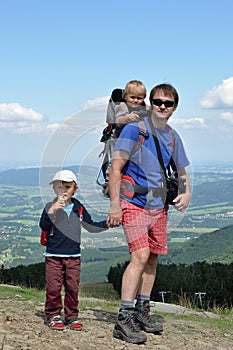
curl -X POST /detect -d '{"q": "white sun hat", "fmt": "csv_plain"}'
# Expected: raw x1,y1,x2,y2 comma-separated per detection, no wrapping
49,170,77,185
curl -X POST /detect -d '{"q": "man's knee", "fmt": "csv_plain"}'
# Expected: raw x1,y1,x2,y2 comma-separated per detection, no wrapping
148,253,158,266
131,248,151,265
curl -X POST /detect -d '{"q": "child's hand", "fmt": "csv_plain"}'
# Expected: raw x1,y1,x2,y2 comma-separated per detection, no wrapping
48,196,65,214
127,113,140,123
118,113,140,127
107,208,123,227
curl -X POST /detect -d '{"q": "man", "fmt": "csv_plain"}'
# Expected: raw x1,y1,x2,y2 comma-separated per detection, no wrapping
107,83,191,344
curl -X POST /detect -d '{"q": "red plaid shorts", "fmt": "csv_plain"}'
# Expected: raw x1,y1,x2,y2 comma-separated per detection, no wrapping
121,199,168,254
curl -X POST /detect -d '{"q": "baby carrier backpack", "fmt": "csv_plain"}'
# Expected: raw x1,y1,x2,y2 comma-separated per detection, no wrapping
96,89,186,203
96,88,148,197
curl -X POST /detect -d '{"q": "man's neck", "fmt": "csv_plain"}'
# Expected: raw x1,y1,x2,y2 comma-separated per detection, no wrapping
150,114,168,130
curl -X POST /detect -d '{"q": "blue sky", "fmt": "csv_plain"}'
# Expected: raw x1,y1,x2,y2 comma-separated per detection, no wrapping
0,0,233,171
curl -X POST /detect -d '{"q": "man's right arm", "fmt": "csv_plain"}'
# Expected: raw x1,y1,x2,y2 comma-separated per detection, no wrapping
107,150,128,227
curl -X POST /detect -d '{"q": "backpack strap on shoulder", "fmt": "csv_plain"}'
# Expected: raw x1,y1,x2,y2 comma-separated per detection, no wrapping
40,201,55,246
77,205,83,222
138,119,148,143
131,119,149,156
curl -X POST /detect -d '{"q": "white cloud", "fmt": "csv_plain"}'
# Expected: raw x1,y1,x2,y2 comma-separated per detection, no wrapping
170,117,207,129
80,96,109,110
200,77,233,108
221,111,233,124
0,103,45,121
47,123,64,132
0,102,47,134
10,125,45,134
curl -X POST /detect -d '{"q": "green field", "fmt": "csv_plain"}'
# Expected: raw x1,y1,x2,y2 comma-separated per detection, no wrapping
0,172,233,273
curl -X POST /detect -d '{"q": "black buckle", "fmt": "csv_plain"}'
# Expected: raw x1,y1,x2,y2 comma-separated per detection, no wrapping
139,130,149,138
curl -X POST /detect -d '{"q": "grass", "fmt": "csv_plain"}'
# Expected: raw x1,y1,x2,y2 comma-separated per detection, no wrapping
79,282,119,301
24,237,40,243
0,282,120,303
0,282,120,313
0,284,45,303
167,312,233,335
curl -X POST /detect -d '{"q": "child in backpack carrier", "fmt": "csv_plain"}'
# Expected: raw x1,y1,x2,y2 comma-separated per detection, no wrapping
98,80,149,197
39,169,108,331
109,80,147,130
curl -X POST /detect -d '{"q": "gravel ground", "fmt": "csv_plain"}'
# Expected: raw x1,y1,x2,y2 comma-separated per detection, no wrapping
0,299,232,350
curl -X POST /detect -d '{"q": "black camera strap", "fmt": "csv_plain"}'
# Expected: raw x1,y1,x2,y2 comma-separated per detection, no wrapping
148,117,177,177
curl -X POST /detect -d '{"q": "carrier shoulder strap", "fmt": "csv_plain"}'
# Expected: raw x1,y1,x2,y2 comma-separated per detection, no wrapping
138,119,148,146
131,119,148,154
132,117,175,156
77,205,83,222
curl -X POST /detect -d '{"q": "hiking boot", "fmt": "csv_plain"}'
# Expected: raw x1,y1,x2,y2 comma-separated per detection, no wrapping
67,319,83,331
48,315,64,330
113,311,147,344
134,300,164,333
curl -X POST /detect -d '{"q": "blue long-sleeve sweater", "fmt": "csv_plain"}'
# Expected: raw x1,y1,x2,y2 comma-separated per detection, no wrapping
39,197,108,255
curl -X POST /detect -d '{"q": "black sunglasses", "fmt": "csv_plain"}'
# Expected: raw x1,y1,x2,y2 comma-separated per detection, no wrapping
152,99,175,108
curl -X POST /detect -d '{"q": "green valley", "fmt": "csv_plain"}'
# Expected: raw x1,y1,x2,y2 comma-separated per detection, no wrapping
0,166,233,282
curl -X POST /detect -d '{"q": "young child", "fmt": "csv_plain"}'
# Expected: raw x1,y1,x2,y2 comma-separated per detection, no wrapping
114,80,148,129
39,169,108,331
100,80,149,196
105,80,148,134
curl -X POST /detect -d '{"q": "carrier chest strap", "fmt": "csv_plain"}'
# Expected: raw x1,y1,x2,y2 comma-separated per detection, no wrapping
122,181,163,196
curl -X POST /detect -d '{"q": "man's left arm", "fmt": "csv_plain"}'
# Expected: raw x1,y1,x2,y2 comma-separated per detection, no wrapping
173,168,192,212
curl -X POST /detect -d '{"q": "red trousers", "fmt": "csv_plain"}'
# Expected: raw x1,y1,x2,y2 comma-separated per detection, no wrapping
45,256,81,321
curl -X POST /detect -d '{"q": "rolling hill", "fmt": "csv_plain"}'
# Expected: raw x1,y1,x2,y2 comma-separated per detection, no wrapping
160,224,233,265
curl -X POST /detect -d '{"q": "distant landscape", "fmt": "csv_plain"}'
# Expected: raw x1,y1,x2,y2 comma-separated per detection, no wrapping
0,164,233,282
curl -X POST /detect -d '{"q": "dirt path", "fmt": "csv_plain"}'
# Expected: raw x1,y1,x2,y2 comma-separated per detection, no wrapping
0,299,232,350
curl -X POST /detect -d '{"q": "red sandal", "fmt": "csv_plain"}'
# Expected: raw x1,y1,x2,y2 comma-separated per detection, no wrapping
68,319,83,331
48,315,64,330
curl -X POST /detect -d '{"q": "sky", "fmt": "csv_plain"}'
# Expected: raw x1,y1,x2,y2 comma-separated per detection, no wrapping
0,0,233,172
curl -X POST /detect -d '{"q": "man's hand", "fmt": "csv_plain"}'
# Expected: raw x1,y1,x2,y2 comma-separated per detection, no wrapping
173,192,191,212
107,207,123,227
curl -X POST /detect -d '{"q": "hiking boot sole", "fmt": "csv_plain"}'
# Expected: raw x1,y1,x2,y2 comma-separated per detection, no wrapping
140,323,163,333
49,326,64,331
113,329,147,344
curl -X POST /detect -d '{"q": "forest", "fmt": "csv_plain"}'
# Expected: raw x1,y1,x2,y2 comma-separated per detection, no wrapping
108,261,233,309
0,260,232,309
